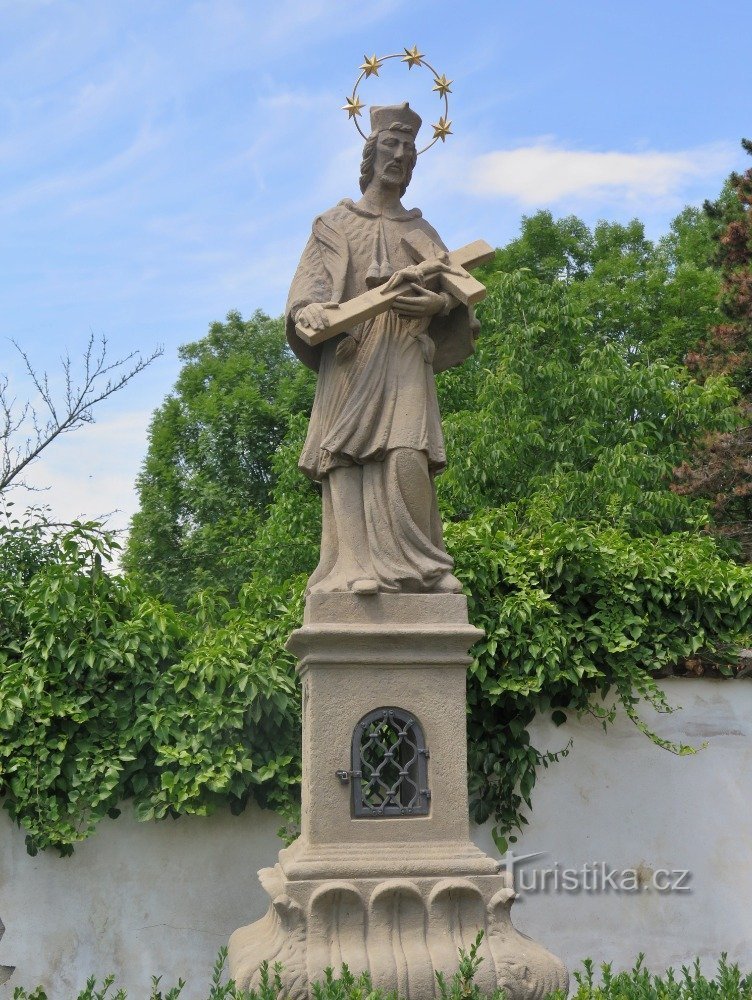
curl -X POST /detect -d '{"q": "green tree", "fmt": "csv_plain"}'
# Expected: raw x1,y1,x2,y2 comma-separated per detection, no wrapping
124,311,315,606
436,269,746,847
438,267,733,531
673,139,752,560
478,208,723,366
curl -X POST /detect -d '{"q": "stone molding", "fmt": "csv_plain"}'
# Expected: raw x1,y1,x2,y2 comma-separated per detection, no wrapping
229,865,568,1000
301,593,475,626
278,838,500,880
288,594,483,668
288,626,482,667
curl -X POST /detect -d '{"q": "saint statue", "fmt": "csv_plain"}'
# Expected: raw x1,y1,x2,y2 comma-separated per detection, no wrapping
286,102,480,596
231,80,568,1000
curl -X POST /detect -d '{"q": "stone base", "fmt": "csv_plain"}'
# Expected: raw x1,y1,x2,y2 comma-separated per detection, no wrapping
229,593,566,999
228,864,568,1000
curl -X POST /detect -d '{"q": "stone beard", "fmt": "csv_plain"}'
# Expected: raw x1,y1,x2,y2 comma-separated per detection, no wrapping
286,104,478,596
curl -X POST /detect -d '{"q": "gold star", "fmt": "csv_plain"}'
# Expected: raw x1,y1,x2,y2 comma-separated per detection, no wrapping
360,54,382,78
432,73,453,98
342,94,365,119
402,45,424,69
431,116,453,142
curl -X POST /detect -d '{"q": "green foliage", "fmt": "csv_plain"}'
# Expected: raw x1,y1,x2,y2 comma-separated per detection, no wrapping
435,932,505,1000
549,953,752,1000
0,510,301,855
11,947,752,1000
457,513,752,847
673,141,752,560
9,935,504,1000
124,310,315,607
439,269,735,530
243,412,321,587
436,254,747,847
475,209,723,366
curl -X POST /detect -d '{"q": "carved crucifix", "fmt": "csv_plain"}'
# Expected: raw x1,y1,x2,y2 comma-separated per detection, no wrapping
294,231,495,346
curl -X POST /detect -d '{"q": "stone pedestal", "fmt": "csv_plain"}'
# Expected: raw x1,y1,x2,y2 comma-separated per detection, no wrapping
229,595,567,1000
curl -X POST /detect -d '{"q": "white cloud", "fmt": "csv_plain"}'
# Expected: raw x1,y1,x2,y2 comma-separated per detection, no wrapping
465,140,737,206
248,0,404,47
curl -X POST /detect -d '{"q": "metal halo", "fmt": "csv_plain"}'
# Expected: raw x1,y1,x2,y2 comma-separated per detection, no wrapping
343,49,452,155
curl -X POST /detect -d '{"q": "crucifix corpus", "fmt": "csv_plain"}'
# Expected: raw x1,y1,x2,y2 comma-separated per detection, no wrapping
229,47,567,1000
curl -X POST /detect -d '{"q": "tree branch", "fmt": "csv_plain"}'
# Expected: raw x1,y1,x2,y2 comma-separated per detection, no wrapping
1,336,163,493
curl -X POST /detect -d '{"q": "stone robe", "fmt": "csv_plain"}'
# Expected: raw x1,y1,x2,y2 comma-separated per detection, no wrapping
286,198,478,592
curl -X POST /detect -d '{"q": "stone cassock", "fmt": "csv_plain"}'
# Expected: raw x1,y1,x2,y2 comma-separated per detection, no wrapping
286,102,479,596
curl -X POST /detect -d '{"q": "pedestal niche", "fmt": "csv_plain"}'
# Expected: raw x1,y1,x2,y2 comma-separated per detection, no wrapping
228,594,568,1000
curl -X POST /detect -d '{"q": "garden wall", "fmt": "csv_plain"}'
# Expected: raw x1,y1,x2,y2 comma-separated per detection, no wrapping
1,679,750,997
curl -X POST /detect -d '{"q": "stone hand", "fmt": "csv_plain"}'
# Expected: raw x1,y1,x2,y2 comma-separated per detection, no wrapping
296,302,338,332
393,283,447,318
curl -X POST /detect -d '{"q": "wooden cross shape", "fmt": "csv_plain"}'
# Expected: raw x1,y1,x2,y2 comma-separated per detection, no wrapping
294,230,495,347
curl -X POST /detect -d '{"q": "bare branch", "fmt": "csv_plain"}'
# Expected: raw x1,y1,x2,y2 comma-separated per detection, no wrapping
1,336,163,493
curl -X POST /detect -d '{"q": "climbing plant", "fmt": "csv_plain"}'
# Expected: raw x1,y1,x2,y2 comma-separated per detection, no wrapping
0,506,301,855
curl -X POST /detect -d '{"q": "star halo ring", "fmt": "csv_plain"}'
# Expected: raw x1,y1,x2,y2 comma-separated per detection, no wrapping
342,47,453,155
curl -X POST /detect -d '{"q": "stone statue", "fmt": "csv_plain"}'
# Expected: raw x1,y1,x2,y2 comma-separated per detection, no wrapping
230,75,567,1000
286,103,482,596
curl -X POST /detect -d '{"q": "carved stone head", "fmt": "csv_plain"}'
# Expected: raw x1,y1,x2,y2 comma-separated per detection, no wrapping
359,102,421,196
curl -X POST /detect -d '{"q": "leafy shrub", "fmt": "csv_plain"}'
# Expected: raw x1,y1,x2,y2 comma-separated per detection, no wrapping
550,953,752,1000
10,942,752,1000
457,512,752,848
0,509,301,855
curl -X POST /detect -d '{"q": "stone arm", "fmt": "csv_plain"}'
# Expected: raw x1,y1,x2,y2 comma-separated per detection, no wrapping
285,225,341,372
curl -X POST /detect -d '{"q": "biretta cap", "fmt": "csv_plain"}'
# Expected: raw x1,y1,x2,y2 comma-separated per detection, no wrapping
369,102,422,139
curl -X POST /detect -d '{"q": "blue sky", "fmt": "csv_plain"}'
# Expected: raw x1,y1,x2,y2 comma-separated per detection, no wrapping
2,0,751,537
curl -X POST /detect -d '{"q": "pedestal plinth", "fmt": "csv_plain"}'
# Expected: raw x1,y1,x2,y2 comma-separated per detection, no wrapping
229,595,567,1000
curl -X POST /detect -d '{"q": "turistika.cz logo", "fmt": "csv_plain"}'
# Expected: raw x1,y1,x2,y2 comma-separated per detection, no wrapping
499,851,692,896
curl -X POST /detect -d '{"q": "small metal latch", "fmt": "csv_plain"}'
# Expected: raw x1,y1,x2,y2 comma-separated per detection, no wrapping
335,769,361,784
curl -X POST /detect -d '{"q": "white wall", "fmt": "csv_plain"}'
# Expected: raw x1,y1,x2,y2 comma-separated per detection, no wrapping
1,679,750,997
474,678,752,977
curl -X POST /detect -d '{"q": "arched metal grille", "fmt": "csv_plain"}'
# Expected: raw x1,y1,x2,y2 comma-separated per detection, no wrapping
352,707,430,817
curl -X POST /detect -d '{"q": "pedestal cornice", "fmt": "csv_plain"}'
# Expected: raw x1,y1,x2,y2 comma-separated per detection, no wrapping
287,592,483,667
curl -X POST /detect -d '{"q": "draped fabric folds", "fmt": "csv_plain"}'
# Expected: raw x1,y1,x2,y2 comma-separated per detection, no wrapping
285,199,476,592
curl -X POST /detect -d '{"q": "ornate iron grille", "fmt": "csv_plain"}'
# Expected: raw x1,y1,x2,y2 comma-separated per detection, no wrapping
351,707,430,817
